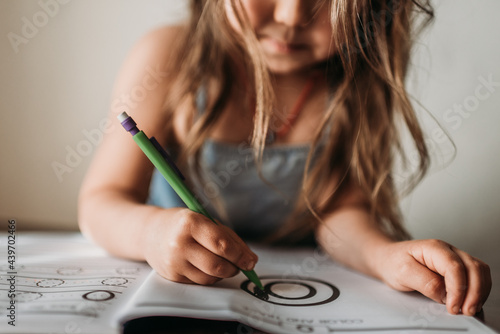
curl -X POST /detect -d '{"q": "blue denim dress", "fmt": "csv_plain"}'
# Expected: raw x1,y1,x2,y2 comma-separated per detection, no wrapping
148,92,317,240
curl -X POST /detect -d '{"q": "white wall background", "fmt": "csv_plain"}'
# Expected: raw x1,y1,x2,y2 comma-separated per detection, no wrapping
0,0,188,229
0,0,499,329
398,2,500,327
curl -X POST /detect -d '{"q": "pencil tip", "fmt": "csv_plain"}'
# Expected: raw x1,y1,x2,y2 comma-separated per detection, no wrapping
253,286,269,301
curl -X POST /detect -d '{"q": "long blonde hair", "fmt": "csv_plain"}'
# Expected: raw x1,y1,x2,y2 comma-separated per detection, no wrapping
164,0,434,243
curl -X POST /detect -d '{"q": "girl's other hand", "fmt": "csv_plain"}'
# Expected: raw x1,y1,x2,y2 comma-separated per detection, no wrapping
374,239,491,316
143,208,258,285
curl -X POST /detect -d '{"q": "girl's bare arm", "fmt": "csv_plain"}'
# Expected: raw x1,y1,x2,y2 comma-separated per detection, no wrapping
78,26,257,284
316,190,491,317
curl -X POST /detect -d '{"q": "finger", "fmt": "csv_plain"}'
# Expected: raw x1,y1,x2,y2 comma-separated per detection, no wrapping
220,224,259,260
181,260,223,286
191,218,258,271
480,262,492,310
477,267,492,314
413,241,467,314
160,272,193,284
396,260,447,304
452,248,481,316
453,248,492,316
154,243,221,285
186,241,240,279
156,264,196,285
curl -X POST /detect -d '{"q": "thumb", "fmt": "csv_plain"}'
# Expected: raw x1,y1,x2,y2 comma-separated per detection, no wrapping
395,261,447,304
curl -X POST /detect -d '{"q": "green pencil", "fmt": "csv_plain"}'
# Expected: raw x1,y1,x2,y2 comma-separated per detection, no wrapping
118,111,264,291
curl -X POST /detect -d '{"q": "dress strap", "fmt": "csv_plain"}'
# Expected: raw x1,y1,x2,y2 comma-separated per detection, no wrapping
195,85,208,116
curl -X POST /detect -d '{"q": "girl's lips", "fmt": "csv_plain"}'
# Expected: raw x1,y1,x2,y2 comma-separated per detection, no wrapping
261,36,308,54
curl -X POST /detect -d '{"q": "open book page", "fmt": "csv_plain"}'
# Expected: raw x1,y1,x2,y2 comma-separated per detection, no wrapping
0,232,151,334
117,246,496,334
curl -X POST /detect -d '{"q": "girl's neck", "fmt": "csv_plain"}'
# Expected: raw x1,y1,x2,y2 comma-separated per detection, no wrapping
272,66,319,86
271,69,327,108
273,72,318,96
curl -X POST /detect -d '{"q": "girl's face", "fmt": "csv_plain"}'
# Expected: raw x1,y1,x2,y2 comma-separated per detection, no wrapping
225,0,335,75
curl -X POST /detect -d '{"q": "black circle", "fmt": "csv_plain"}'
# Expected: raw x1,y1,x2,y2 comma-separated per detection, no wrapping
240,276,340,307
82,290,115,302
265,281,317,300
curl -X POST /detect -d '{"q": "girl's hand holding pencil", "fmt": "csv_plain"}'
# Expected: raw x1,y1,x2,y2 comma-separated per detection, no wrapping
143,207,258,286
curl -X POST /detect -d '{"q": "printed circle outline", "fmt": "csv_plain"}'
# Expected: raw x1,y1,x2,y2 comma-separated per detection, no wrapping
102,277,129,286
240,275,340,307
82,290,115,302
37,278,65,288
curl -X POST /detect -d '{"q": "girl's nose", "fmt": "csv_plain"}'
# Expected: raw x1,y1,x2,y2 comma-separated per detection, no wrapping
273,0,310,28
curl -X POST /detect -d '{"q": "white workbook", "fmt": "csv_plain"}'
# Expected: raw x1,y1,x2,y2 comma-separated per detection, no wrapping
0,233,496,334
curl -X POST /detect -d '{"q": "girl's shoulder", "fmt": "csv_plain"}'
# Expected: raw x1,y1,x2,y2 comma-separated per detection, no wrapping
142,24,187,46
112,24,190,148
127,24,188,68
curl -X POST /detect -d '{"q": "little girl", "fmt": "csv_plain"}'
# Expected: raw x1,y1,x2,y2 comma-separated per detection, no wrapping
79,0,491,317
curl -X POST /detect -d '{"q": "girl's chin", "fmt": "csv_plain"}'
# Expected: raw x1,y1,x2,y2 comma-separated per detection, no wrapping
265,60,316,76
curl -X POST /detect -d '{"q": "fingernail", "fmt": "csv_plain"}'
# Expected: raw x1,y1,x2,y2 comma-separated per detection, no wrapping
441,296,447,304
452,305,460,314
468,305,477,316
245,260,255,271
